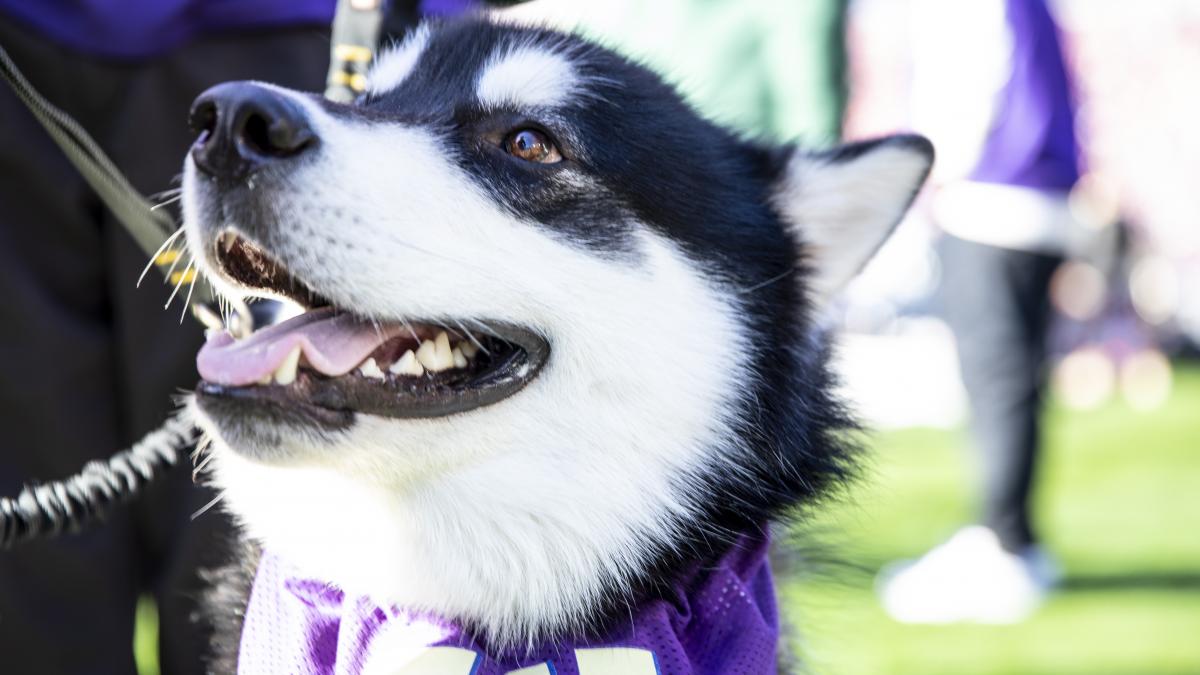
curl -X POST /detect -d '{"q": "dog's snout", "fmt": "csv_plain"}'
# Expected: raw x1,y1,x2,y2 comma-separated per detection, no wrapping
189,82,316,180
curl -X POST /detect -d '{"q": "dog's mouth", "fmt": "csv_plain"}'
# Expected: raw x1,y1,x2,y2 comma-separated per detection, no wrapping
195,231,549,420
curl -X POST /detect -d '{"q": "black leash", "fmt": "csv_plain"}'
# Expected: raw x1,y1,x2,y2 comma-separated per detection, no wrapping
0,417,198,548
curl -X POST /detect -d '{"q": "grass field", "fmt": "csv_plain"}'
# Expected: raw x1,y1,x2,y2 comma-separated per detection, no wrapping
780,365,1200,675
135,367,1200,675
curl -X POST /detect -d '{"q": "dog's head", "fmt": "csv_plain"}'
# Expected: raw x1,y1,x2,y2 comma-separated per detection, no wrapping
183,18,931,645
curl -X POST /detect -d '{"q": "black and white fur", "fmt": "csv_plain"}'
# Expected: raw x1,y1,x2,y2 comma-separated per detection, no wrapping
182,16,932,670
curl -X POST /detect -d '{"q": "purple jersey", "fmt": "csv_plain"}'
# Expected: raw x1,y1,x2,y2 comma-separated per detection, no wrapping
0,0,335,59
238,533,779,674
0,0,476,60
970,0,1080,191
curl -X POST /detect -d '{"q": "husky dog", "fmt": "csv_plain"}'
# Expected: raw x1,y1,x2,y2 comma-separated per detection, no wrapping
182,16,931,675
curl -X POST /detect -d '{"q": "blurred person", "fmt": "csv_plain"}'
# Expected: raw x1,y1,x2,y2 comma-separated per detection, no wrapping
0,1,470,671
877,0,1082,624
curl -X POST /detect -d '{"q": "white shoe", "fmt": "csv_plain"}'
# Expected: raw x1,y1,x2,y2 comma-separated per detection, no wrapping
877,526,1058,624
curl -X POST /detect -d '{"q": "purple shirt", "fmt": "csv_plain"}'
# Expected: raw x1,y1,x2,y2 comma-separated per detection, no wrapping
971,0,1080,191
239,534,780,675
0,1,335,59
0,0,475,60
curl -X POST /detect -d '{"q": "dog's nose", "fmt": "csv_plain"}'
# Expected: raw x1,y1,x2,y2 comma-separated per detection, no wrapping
189,82,317,180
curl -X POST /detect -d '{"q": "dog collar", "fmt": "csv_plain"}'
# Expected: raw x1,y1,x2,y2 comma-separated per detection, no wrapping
238,532,779,674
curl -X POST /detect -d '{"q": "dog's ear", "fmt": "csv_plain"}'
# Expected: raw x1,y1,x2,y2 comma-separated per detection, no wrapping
772,134,934,307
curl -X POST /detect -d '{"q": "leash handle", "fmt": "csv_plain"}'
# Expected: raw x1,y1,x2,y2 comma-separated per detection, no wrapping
326,0,387,102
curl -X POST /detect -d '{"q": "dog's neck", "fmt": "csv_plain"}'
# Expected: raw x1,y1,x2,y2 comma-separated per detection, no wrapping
237,529,779,674
210,436,744,649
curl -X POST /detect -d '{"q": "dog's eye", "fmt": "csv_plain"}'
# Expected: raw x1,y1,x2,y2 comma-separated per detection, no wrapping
503,129,562,164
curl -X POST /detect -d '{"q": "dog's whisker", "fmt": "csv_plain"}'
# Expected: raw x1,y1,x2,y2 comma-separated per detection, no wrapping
464,318,502,340
149,186,183,201
402,320,421,343
137,226,185,288
210,279,228,326
452,319,490,356
190,493,225,521
191,431,214,457
162,237,187,284
179,255,199,323
385,239,502,283
735,267,795,295
164,257,194,310
150,193,183,211
192,452,217,479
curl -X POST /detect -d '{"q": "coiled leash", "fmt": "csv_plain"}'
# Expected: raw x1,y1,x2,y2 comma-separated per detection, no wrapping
0,0,398,549
0,417,198,548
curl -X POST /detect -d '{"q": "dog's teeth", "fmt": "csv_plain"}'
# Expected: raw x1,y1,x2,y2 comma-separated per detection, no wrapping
459,341,479,359
359,357,386,380
389,349,424,376
416,332,455,372
273,346,302,386
416,339,441,371
258,374,273,386
452,347,468,369
434,331,454,368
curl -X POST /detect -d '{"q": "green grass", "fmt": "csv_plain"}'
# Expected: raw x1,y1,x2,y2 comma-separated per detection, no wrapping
781,366,1200,675
135,595,159,675
135,368,1200,675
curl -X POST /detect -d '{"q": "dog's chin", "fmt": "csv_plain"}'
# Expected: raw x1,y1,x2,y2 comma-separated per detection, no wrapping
193,384,354,462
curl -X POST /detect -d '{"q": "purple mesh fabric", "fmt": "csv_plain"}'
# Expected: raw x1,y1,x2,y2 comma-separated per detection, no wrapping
238,533,779,674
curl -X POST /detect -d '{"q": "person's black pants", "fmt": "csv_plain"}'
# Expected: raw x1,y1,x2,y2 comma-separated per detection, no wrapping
940,235,1061,553
0,17,327,674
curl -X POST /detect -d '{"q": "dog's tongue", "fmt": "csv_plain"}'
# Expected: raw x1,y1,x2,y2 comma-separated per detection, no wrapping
197,307,406,386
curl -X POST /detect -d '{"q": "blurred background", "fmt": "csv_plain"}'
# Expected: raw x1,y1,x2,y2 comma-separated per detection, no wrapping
499,1,1200,674
1,0,1195,673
